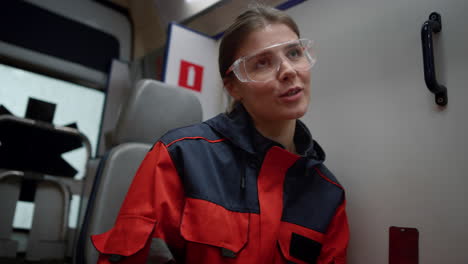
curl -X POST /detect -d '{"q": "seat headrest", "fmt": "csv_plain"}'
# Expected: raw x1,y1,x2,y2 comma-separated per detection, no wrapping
113,79,202,145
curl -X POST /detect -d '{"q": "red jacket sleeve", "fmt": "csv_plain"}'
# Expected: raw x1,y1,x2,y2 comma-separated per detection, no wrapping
91,142,185,263
318,200,350,264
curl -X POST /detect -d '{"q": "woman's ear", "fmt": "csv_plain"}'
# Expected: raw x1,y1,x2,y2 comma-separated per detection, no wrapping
223,77,243,101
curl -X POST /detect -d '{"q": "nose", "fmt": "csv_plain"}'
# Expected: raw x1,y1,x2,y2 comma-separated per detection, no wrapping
277,57,297,82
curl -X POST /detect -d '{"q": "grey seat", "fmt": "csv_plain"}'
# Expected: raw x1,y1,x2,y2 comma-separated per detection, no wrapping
0,171,22,258
1,168,76,261
26,177,71,261
74,79,202,264
0,115,91,262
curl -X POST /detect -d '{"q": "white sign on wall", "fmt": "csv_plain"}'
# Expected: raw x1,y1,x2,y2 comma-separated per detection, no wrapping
163,23,227,120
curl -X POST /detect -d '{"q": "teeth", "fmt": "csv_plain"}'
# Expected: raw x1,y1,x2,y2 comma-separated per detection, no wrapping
282,88,301,97
288,89,297,96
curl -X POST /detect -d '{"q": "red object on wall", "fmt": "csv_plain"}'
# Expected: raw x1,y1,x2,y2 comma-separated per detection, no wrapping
178,60,204,92
389,226,419,264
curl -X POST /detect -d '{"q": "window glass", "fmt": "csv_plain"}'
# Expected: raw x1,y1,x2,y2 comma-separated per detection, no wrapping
0,63,105,228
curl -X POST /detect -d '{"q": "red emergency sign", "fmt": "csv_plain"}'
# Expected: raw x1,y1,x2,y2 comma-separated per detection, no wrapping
178,60,204,92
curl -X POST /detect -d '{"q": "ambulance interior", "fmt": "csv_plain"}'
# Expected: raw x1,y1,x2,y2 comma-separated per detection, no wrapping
0,0,467,263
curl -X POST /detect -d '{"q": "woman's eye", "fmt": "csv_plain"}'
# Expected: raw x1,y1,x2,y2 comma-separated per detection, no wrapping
287,48,303,58
255,58,270,68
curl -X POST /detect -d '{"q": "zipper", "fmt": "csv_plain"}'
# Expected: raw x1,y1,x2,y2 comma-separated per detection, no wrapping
241,171,246,189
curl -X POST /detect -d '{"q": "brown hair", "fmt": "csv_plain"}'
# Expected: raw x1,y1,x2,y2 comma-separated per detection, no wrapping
218,4,301,79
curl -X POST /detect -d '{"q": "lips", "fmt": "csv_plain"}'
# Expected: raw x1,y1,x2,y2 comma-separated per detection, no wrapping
280,87,303,97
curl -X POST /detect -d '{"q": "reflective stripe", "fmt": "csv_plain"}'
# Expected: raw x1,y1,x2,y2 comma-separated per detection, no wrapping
146,238,175,264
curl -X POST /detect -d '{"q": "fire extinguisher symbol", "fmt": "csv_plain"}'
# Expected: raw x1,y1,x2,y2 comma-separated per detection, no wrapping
178,60,204,92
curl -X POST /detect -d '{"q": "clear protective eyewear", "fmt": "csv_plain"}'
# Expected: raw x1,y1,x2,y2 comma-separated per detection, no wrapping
226,38,316,83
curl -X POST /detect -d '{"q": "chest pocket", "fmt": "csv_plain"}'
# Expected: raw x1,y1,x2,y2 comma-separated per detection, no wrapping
180,198,249,256
278,221,325,264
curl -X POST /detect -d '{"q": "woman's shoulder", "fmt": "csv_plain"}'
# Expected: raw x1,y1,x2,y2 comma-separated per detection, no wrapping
158,121,224,149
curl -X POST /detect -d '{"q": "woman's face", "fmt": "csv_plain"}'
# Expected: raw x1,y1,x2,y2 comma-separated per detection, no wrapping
225,23,311,123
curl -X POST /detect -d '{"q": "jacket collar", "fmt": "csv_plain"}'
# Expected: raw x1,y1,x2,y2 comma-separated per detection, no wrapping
205,104,325,162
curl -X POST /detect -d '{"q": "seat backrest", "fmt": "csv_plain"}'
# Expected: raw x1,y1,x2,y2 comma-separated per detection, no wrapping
26,178,70,261
74,79,202,264
0,172,22,258
113,79,203,145
83,143,151,264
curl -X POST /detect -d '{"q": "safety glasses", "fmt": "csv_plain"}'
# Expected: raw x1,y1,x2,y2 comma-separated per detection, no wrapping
226,39,316,83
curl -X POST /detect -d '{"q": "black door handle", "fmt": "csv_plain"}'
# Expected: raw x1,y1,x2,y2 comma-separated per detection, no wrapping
421,12,447,106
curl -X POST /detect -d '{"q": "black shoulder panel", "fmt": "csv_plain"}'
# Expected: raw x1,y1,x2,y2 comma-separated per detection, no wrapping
162,123,260,214
282,161,344,233
159,123,220,146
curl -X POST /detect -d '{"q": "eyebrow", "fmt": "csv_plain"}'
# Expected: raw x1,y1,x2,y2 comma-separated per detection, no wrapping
253,50,274,58
284,42,302,49
244,39,301,59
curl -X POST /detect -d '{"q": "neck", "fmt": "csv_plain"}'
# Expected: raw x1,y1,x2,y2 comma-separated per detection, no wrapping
252,117,297,154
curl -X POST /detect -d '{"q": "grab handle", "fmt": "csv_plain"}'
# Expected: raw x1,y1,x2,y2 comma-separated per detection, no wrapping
421,12,447,106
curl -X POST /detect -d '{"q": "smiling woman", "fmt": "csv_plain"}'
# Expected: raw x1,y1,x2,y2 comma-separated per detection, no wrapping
91,4,349,264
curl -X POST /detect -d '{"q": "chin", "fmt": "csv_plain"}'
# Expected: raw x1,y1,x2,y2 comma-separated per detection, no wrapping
278,96,310,120
280,106,308,120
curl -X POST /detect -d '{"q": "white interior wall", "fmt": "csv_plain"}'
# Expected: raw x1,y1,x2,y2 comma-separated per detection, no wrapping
286,0,468,263
164,24,225,120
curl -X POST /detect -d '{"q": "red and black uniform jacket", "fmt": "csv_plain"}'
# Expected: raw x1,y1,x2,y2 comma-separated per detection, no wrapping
91,104,349,264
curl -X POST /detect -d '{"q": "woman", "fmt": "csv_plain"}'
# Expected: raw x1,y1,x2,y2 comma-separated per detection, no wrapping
92,5,349,264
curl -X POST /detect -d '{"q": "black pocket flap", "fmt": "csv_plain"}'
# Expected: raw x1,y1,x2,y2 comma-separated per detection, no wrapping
290,232,322,263
278,221,325,264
